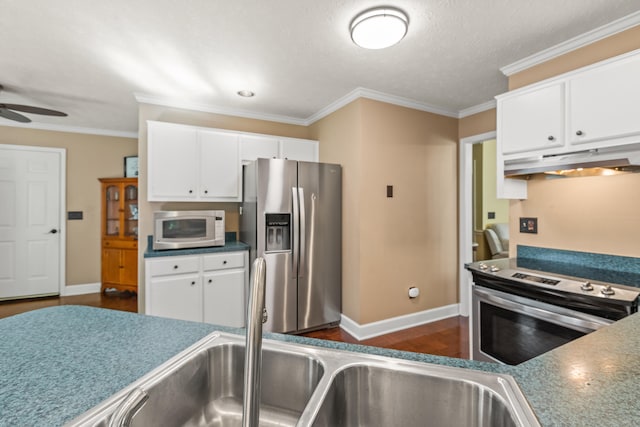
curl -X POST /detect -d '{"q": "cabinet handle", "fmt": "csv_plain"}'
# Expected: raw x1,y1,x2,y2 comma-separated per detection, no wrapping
576,130,583,136
191,281,196,286
174,265,179,269
188,190,193,194
208,279,212,283
547,136,555,141
223,260,227,265
204,190,208,194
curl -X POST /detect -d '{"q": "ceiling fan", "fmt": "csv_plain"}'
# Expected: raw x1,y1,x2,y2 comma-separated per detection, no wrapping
0,84,67,123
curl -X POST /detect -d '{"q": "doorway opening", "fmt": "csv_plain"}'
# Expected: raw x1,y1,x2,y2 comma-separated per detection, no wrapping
459,131,511,316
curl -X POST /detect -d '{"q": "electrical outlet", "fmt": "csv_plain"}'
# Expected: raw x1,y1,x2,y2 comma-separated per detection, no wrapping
520,217,538,234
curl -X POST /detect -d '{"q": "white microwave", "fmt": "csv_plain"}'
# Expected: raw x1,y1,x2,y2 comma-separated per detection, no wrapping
153,210,225,250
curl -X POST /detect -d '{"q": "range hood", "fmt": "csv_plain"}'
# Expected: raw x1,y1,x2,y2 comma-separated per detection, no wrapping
504,143,640,179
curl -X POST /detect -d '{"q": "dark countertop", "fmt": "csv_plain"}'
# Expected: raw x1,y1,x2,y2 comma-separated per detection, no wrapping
1,306,638,426
143,233,250,258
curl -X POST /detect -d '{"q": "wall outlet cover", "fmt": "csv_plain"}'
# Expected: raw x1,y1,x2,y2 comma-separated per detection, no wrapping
520,217,538,234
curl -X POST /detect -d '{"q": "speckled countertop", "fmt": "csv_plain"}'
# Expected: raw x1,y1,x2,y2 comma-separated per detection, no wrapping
1,305,638,426
143,233,250,258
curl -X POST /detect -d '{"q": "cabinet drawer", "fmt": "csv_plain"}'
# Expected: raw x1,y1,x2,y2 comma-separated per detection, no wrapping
203,252,245,271
148,256,200,277
103,239,138,249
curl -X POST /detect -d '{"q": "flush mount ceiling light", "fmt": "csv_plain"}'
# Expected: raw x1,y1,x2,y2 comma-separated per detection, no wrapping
350,7,409,49
237,90,255,97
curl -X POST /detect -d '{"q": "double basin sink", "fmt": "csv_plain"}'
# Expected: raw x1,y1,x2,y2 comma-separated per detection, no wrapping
67,332,540,427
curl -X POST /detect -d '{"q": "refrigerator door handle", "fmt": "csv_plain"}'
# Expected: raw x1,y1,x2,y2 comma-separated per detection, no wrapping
291,186,299,275
298,187,306,278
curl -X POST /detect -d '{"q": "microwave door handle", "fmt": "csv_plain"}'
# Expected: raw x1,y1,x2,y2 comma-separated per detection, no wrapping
298,187,306,279
291,187,299,275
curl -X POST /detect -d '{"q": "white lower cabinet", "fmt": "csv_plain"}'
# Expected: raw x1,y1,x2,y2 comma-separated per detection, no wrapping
203,269,245,326
145,251,248,327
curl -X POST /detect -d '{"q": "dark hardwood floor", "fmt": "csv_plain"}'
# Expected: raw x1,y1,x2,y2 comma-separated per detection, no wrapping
302,316,469,359
0,293,469,359
0,291,138,320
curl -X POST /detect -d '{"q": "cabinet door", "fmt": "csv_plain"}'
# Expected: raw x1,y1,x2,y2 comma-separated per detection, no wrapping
149,275,202,322
102,248,122,284
240,134,279,163
199,130,240,200
148,122,199,200
499,83,565,155
203,269,245,327
569,54,640,146
120,249,138,287
280,138,319,162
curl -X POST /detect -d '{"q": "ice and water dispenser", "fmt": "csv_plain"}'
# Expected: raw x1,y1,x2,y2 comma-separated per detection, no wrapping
265,213,291,252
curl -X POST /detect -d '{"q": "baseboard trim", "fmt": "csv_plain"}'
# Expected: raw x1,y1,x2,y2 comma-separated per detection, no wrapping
340,304,461,341
62,283,101,296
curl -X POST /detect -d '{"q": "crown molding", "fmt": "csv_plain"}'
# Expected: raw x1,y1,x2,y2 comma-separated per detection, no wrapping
500,10,640,76
305,87,459,125
134,93,309,126
457,99,496,118
0,121,138,138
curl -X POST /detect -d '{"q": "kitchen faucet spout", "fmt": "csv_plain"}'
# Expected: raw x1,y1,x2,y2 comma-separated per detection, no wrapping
242,257,267,427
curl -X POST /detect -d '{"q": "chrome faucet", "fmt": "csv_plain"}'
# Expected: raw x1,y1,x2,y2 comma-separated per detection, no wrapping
242,257,267,427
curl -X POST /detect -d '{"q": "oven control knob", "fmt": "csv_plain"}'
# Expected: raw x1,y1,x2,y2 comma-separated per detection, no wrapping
489,265,500,272
581,281,594,291
601,285,615,296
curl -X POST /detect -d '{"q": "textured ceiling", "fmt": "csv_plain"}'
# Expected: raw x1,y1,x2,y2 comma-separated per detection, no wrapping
1,0,639,135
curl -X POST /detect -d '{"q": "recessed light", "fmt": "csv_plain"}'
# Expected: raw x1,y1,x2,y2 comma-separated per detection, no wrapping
350,7,409,50
237,90,255,97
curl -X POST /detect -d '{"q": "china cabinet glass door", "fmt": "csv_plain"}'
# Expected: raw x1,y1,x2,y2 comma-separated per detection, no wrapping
106,185,120,236
124,184,138,237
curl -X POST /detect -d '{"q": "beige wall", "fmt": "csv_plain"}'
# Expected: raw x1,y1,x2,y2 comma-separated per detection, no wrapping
137,104,312,312
507,25,640,257
311,99,459,324
0,127,137,286
510,174,640,257
459,108,496,139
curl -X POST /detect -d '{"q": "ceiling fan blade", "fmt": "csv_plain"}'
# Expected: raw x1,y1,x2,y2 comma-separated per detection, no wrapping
1,103,67,117
0,107,32,123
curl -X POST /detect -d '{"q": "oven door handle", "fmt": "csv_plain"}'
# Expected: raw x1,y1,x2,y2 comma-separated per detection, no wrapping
473,286,613,333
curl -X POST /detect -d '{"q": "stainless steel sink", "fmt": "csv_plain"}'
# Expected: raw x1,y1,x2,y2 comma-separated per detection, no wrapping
310,364,525,427
67,332,540,427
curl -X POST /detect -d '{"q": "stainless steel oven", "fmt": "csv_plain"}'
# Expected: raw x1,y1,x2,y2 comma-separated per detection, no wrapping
468,259,639,365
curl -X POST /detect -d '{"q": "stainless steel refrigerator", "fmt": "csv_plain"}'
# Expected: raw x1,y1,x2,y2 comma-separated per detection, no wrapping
240,158,342,333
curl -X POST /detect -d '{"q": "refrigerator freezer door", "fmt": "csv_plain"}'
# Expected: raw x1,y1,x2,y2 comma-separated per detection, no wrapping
256,159,299,333
297,162,342,331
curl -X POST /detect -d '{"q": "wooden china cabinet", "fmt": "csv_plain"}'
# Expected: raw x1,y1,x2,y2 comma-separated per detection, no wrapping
99,177,138,293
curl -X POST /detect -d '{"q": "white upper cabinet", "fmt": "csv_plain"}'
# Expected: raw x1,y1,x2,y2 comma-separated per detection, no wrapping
568,53,640,147
240,134,319,163
280,137,319,162
147,121,200,200
239,134,279,163
147,121,240,202
498,50,640,161
495,49,640,199
499,82,565,156
149,121,320,202
199,130,240,200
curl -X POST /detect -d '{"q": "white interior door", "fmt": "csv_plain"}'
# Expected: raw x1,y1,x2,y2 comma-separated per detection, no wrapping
0,145,64,299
